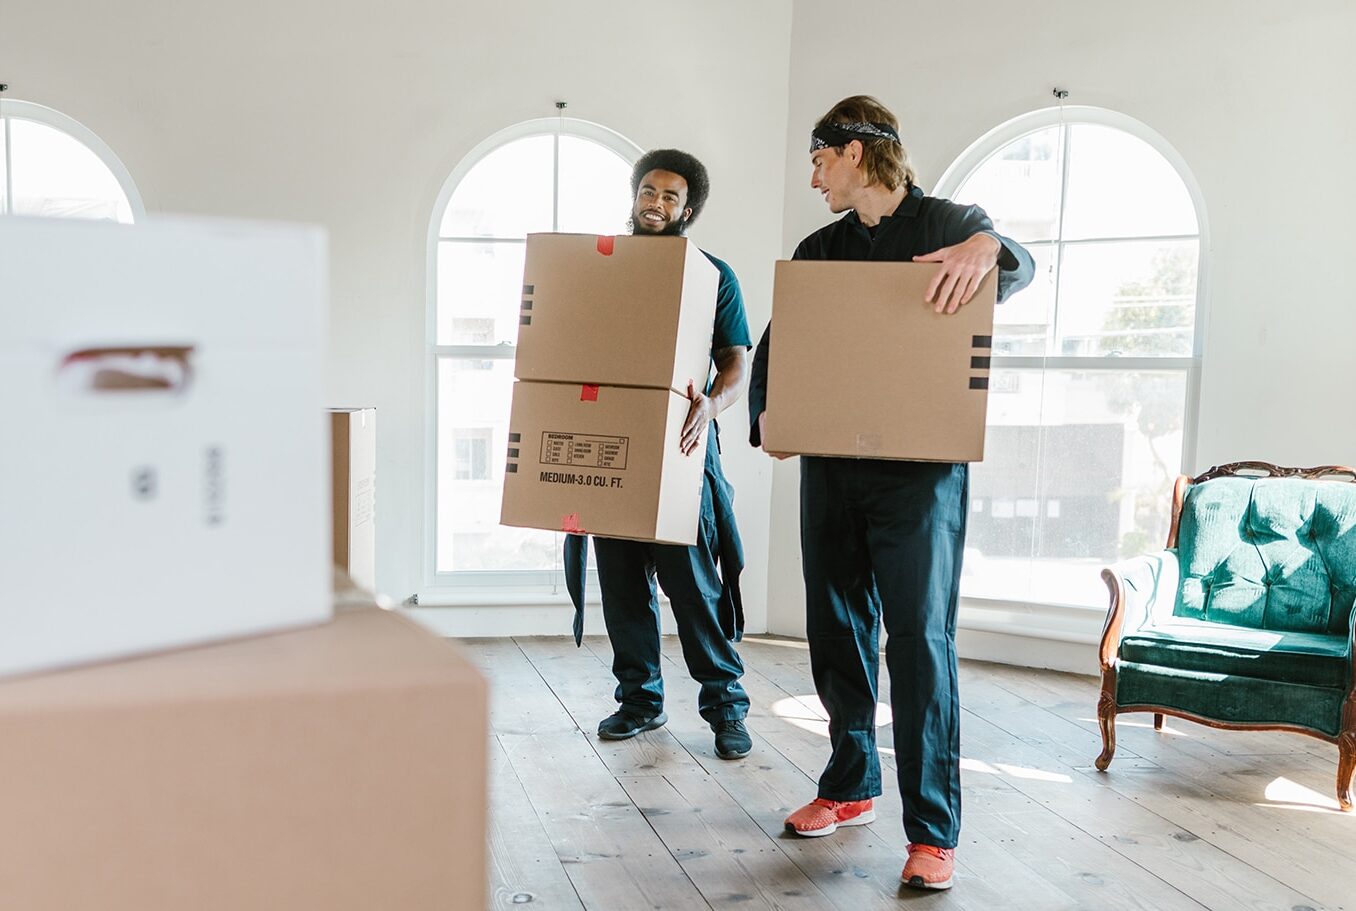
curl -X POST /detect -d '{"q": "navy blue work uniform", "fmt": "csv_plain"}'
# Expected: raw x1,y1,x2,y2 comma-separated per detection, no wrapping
748,185,1034,848
565,251,752,725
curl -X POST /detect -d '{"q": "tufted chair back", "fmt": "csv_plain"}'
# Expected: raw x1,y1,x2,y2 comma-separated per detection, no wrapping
1174,476,1356,634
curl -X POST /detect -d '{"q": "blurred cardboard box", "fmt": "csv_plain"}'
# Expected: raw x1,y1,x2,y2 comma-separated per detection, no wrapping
330,408,376,593
0,605,487,911
763,260,997,462
0,216,331,677
514,233,717,392
500,381,703,545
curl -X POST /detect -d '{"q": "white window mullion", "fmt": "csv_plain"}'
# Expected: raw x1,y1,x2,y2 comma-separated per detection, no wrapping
1058,233,1199,247
434,344,517,360
992,355,1197,372
1025,122,1073,574
551,126,560,233
3,115,11,217
1050,121,1073,352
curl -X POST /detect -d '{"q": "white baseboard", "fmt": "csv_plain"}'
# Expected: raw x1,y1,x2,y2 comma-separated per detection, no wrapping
956,628,1098,676
954,597,1101,675
404,595,1104,677
401,603,680,639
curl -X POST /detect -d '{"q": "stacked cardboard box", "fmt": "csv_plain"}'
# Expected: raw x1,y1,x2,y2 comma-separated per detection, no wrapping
331,407,377,593
0,602,487,910
500,233,719,545
0,219,486,910
763,261,998,462
0,216,331,677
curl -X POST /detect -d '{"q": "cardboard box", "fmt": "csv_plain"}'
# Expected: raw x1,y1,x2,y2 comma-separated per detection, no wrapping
763,260,997,462
330,408,376,593
0,605,487,911
0,216,331,677
499,381,704,545
514,233,718,393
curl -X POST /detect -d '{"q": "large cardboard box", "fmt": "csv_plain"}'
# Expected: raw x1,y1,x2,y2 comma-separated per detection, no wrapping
0,605,487,911
499,381,705,545
763,260,998,462
514,233,718,392
0,216,331,677
330,407,377,593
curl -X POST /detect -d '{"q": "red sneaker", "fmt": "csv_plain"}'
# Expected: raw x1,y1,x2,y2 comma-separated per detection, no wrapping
783,797,875,837
901,843,955,890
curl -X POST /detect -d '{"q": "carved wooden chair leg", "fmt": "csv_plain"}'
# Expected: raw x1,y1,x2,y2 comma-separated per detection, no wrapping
1096,689,1117,771
1338,732,1355,812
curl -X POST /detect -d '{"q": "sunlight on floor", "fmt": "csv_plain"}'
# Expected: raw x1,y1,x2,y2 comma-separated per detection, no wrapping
959,756,1073,783
770,694,888,738
741,637,810,651
771,694,1073,784
1077,717,1191,737
1256,777,1348,814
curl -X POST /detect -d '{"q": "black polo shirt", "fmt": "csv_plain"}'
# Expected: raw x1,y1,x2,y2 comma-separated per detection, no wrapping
747,185,1035,446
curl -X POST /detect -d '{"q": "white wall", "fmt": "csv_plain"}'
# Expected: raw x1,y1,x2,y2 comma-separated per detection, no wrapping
766,0,1356,638
10,0,1353,652
0,0,793,630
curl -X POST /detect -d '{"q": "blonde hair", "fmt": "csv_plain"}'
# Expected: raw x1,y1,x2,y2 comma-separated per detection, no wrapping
815,95,916,192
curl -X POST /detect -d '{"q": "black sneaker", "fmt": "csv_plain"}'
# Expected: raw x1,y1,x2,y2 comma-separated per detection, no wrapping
712,719,753,759
597,710,668,740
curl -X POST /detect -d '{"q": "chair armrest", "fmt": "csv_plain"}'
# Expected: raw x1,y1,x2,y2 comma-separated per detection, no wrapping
1099,550,1180,671
1345,600,1355,740
1348,596,1355,672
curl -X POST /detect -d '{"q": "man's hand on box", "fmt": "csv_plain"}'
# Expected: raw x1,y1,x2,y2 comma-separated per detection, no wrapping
682,379,716,456
758,412,790,460
913,233,1001,315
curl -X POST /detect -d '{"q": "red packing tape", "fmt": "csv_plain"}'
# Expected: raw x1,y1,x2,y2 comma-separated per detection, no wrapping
561,513,583,533
596,236,615,256
580,384,600,401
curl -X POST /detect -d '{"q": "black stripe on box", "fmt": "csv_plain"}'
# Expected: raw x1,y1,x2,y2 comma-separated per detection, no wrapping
520,315,532,325
520,300,533,310
507,448,520,458
522,284,534,294
509,433,521,443
972,335,992,349
970,377,989,390
505,463,518,473
971,356,991,369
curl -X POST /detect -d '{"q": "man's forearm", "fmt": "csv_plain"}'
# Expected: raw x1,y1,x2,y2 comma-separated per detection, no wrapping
707,349,748,416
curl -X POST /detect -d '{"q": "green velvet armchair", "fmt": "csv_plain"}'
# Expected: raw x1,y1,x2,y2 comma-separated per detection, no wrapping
1096,462,1356,810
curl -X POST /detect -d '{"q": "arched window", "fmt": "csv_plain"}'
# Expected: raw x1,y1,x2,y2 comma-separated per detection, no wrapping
0,100,142,222
936,107,1206,608
427,118,639,591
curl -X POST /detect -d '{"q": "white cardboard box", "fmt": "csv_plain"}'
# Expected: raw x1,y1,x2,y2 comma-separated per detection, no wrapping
0,216,331,677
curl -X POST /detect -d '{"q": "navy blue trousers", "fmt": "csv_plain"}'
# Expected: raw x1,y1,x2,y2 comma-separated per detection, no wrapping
801,457,967,848
593,437,749,724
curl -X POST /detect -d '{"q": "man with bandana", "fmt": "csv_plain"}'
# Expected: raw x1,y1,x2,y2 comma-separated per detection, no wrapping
564,149,754,761
748,96,1034,891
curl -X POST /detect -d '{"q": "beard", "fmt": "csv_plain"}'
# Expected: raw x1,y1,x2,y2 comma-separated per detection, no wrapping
628,212,687,236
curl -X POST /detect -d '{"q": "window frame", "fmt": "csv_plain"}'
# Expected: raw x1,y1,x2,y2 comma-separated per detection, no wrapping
935,105,1210,611
421,117,641,602
0,99,145,221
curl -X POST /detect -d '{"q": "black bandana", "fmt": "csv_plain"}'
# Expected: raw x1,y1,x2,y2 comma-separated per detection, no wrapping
809,121,901,152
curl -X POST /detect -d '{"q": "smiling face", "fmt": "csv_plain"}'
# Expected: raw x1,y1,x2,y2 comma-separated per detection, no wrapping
809,141,864,214
631,169,692,236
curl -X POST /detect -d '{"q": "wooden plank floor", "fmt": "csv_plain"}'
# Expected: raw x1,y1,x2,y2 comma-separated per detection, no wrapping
467,635,1353,910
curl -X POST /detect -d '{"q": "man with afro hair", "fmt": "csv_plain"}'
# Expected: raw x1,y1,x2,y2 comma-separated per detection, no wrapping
566,148,754,761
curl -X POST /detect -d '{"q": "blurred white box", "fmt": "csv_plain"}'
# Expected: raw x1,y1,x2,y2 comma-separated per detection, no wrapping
0,216,331,677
